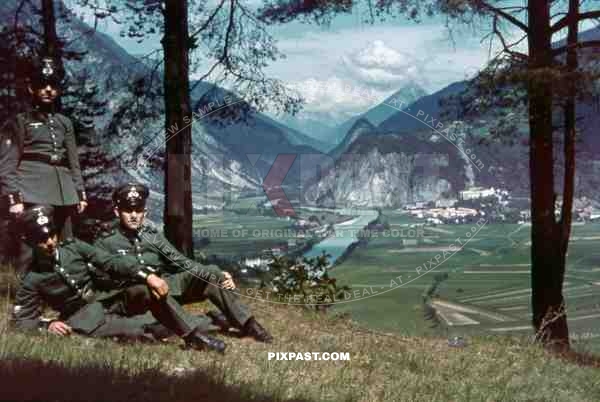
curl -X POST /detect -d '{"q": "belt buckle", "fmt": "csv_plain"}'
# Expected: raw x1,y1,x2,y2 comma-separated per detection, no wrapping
49,154,60,164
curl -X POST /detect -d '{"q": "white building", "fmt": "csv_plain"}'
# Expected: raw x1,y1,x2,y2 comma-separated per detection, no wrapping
459,187,496,200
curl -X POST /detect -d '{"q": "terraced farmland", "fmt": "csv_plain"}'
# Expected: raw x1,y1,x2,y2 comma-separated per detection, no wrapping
330,210,600,351
193,212,295,257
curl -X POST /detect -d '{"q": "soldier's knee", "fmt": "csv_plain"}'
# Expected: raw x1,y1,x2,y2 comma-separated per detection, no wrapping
124,285,152,315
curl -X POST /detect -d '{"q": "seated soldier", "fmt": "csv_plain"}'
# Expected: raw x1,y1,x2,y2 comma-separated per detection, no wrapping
12,206,227,352
94,183,273,345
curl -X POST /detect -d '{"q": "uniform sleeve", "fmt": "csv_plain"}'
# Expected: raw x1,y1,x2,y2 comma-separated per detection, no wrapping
12,276,44,331
150,232,223,278
0,118,24,205
61,116,86,201
92,236,110,252
75,239,148,282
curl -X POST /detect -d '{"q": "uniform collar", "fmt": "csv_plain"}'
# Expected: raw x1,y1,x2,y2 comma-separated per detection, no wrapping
30,109,51,122
118,225,142,242
34,248,58,272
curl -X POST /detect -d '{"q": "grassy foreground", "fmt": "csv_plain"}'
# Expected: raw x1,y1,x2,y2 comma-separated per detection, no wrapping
2,289,600,402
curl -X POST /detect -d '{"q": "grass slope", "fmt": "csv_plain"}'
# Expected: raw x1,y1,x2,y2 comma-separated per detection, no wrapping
1,276,600,401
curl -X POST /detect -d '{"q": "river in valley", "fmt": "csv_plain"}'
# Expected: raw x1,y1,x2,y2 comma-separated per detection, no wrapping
302,208,378,265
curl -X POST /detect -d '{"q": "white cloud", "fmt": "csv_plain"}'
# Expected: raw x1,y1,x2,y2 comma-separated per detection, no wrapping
285,76,391,123
264,23,503,121
341,40,422,89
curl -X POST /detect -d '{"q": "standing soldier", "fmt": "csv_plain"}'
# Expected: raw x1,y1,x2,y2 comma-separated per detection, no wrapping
94,183,273,346
0,56,88,278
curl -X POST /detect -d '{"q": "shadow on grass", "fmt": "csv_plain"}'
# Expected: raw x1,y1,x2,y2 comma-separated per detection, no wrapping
0,357,311,402
558,349,600,369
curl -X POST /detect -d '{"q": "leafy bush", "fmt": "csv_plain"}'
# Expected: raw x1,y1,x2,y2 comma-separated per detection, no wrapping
266,252,350,311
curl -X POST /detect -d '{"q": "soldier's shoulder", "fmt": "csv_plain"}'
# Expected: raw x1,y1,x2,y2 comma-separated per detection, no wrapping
96,219,119,236
53,113,75,131
53,112,73,123
14,111,29,121
141,225,159,234
60,237,76,246
97,228,118,240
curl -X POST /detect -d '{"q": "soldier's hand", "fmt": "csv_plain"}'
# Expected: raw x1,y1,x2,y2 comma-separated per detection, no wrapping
147,274,169,299
221,271,236,290
8,203,24,216
48,320,72,336
77,201,88,214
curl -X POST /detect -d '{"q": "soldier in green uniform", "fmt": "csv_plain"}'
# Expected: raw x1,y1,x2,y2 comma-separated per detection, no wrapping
12,206,228,352
94,183,273,345
0,57,88,278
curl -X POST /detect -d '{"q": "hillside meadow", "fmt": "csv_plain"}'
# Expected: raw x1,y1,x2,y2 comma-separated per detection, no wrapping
1,265,600,401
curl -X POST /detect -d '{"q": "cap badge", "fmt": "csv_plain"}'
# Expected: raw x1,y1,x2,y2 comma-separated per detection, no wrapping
41,59,54,77
36,214,49,226
127,188,140,199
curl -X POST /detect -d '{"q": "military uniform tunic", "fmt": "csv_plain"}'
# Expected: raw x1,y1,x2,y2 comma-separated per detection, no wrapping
12,238,154,336
95,225,252,333
0,110,86,206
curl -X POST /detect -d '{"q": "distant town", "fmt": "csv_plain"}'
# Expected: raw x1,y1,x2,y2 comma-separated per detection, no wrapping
404,186,600,225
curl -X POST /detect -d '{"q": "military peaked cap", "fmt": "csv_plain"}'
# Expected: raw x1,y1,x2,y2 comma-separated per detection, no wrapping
30,57,62,89
21,205,56,244
113,183,149,209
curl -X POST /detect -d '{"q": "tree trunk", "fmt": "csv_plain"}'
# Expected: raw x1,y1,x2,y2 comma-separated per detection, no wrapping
161,0,194,257
528,0,569,349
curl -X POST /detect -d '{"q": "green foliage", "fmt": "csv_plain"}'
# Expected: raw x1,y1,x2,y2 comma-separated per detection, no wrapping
266,252,350,310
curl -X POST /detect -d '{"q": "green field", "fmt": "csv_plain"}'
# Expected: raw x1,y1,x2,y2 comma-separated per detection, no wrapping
330,210,600,352
193,212,296,257
195,198,351,259
194,205,600,351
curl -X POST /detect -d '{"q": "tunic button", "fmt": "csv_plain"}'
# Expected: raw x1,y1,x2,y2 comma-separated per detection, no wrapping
59,267,65,272
70,279,76,284
139,259,145,264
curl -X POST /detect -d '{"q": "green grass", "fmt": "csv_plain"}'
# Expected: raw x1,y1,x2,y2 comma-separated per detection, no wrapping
4,253,600,401
330,211,600,352
5,207,600,400
3,292,600,401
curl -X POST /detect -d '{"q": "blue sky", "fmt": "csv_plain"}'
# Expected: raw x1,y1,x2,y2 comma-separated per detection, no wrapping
70,1,519,124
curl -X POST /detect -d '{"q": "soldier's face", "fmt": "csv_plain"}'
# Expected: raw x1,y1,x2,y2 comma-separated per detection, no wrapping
28,84,59,104
36,234,59,256
116,206,147,231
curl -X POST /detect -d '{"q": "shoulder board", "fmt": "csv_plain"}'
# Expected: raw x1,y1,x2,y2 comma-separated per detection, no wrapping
99,229,116,238
60,237,75,246
53,113,71,130
142,225,158,234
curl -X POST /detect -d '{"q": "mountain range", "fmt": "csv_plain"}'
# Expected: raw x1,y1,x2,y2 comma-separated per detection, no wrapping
4,0,600,213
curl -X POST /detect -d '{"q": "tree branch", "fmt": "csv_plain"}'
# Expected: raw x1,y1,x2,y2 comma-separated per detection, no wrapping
191,0,236,85
552,10,600,32
477,0,529,33
189,0,226,39
490,15,529,60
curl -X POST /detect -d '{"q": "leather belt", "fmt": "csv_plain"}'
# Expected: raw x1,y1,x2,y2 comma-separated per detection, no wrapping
22,152,67,167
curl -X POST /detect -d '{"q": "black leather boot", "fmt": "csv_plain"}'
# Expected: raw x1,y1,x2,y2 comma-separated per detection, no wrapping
207,310,231,330
184,329,226,353
242,317,273,343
